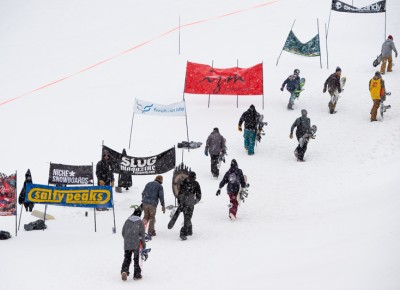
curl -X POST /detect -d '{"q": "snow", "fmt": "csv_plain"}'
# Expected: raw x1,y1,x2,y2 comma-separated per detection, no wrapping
1,0,400,289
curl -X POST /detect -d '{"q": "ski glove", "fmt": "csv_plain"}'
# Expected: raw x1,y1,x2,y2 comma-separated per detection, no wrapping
98,180,105,186
280,87,284,91
323,88,327,93
238,126,242,132
396,52,398,58
204,150,208,156
216,189,221,196
162,206,165,214
289,133,293,139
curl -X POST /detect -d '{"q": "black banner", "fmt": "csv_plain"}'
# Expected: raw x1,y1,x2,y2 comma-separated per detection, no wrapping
103,145,176,175
48,163,94,185
332,0,386,13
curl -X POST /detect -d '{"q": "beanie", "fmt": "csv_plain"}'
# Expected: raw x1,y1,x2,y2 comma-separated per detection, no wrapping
388,35,393,40
155,175,163,183
336,66,341,72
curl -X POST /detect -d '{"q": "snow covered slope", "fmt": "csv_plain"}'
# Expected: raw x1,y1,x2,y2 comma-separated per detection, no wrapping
1,0,399,289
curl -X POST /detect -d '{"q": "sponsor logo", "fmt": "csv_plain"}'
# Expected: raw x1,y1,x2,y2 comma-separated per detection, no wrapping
137,102,154,113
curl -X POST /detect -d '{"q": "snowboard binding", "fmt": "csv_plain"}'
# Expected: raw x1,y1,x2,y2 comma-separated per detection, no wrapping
141,248,151,261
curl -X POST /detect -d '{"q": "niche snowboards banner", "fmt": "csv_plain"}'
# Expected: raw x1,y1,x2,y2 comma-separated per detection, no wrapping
283,31,321,57
331,0,386,13
48,163,93,185
0,173,17,216
103,145,176,176
184,62,263,95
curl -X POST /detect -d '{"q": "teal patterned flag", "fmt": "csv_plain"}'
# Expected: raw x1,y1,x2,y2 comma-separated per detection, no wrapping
283,31,320,57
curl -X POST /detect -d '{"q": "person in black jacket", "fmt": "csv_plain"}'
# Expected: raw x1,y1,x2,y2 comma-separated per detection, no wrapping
280,69,301,110
238,104,260,155
177,171,201,240
18,169,35,212
216,159,246,220
118,149,132,190
96,150,115,187
290,109,311,162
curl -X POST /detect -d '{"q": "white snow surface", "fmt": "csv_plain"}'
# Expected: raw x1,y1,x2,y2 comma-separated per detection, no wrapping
1,0,400,289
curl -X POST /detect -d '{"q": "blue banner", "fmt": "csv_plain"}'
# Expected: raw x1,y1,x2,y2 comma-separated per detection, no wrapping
25,184,113,209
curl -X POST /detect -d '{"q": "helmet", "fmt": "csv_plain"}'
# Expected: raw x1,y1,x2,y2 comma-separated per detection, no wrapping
294,69,300,75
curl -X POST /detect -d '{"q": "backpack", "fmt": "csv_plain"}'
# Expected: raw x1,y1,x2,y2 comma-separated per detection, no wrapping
24,219,47,231
0,230,11,240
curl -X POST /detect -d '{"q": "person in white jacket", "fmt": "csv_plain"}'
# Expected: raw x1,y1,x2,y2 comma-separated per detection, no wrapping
380,35,398,74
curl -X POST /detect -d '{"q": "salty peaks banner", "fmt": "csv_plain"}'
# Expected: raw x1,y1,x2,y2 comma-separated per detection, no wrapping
134,99,186,116
25,184,113,209
48,163,93,185
184,62,263,95
103,145,176,175
283,31,321,57
331,0,386,13
0,173,17,216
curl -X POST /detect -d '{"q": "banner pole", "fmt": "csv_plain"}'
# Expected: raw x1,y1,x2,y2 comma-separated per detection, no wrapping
128,100,136,150
317,18,322,69
384,10,387,40
327,8,332,39
325,23,329,70
183,99,190,143
15,170,17,236
112,199,116,234
236,59,239,108
91,162,97,232
262,61,265,110
208,60,214,108
17,203,23,231
43,162,51,229
276,19,296,66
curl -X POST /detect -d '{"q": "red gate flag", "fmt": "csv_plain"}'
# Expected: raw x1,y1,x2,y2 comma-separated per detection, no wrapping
184,62,263,95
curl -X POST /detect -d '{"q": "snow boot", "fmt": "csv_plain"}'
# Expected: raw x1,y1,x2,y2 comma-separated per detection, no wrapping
229,213,237,221
121,272,128,281
180,234,187,240
133,274,142,280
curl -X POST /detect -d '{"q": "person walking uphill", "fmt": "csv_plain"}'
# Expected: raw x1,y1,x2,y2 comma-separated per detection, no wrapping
280,68,301,110
121,206,146,281
323,67,342,114
380,35,398,74
96,150,115,186
238,104,260,155
369,71,386,122
141,175,165,236
290,109,311,162
18,169,34,212
216,159,246,220
205,127,226,179
177,171,201,240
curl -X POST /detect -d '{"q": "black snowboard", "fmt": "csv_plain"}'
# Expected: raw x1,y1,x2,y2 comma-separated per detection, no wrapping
167,205,183,229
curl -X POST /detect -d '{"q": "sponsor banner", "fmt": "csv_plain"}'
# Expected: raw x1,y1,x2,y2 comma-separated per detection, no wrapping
184,62,263,95
48,163,93,185
25,184,113,209
134,99,186,116
0,173,17,216
103,145,176,175
283,31,320,57
332,0,386,13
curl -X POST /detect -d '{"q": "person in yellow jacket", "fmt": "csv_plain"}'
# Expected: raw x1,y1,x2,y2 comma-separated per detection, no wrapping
369,71,385,122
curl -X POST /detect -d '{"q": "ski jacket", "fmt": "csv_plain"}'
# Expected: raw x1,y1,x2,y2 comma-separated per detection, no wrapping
122,215,146,251
96,159,114,185
323,73,341,95
369,77,385,100
381,39,397,58
178,177,201,206
206,130,226,156
219,166,246,194
291,116,311,140
239,108,260,130
142,180,165,207
282,74,300,93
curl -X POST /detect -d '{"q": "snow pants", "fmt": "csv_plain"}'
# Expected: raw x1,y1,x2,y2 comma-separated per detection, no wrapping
121,249,141,277
243,129,256,155
143,204,157,234
295,134,308,161
228,192,239,217
380,56,393,73
210,154,219,177
180,205,194,237
288,91,297,109
370,99,380,121
328,92,338,114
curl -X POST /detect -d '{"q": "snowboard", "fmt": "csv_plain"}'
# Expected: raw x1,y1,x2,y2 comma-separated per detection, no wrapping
380,92,391,119
217,150,227,169
373,53,382,67
294,77,306,98
31,210,55,220
237,175,249,205
256,114,268,143
299,125,317,148
332,76,346,104
167,204,183,229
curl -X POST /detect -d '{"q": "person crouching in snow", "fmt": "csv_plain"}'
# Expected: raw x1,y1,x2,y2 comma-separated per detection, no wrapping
121,206,146,281
216,159,246,220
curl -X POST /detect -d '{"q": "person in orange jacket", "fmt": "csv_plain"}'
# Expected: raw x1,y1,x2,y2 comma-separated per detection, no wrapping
369,71,385,122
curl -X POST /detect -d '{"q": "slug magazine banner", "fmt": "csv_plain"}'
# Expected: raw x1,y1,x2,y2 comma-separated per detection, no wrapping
25,184,113,209
331,0,386,13
103,145,176,175
134,99,186,116
0,173,17,216
48,163,93,185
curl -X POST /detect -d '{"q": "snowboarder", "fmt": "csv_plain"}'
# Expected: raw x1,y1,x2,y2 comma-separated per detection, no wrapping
290,109,311,162
205,127,226,179
96,150,115,187
238,104,260,155
280,68,302,110
177,171,201,240
216,159,246,220
369,71,386,122
141,175,165,237
117,149,132,190
18,169,35,212
323,67,342,114
380,35,398,74
121,206,146,281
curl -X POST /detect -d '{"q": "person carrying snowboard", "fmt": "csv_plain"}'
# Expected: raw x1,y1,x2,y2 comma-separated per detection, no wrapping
369,71,386,122
121,206,146,281
280,68,302,110
290,109,311,162
380,35,398,74
323,67,342,114
18,169,35,212
216,159,246,220
177,171,201,240
238,104,260,155
205,127,226,179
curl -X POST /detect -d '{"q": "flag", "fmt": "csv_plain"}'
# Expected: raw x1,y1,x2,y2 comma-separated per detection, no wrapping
184,62,263,95
0,173,17,216
134,99,186,116
332,0,386,13
283,31,321,57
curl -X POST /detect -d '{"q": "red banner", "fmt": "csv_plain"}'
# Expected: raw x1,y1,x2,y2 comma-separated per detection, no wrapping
0,173,17,216
184,62,263,95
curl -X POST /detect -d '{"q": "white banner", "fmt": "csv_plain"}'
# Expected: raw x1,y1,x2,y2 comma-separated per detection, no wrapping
134,99,186,116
